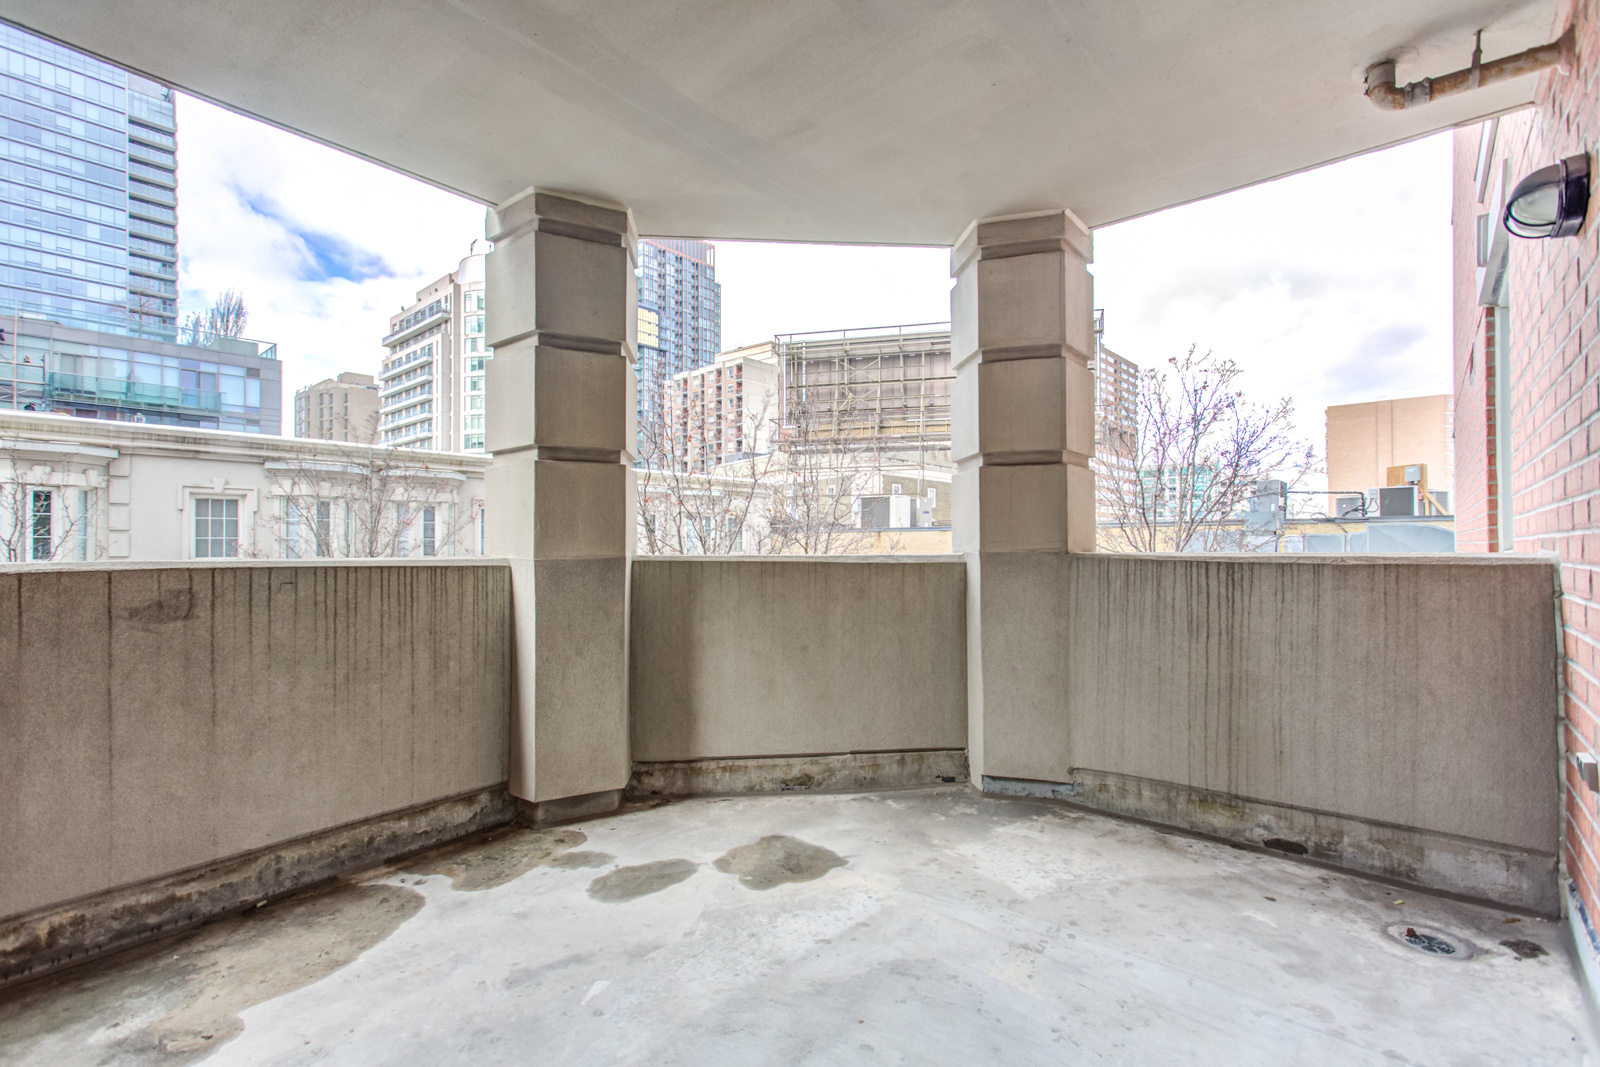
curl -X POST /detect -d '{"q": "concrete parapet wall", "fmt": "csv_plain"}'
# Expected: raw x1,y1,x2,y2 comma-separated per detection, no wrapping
974,552,1561,910
630,750,970,797
629,557,968,763
0,560,513,930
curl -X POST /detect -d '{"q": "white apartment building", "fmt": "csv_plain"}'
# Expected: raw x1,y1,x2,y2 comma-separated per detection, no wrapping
294,371,380,442
663,341,780,473
379,248,489,453
0,411,488,562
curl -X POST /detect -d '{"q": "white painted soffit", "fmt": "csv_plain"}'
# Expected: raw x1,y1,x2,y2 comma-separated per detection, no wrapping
6,0,1562,243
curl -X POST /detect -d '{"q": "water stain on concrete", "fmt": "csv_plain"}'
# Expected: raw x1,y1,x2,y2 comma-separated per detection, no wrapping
0,882,422,1066
586,860,699,903
713,835,847,890
548,851,614,870
405,826,588,891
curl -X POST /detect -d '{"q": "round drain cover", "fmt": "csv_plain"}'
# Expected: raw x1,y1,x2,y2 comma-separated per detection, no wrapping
1384,922,1477,960
1403,928,1456,954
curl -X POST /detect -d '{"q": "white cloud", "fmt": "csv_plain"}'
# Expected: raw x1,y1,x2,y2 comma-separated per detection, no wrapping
174,94,484,400
1092,132,1456,463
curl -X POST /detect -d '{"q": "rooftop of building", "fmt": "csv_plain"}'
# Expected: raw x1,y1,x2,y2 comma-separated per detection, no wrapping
2,787,1592,1065
0,410,490,469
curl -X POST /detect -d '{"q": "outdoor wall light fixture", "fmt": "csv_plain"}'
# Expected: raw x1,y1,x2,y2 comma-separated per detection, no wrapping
1503,153,1590,238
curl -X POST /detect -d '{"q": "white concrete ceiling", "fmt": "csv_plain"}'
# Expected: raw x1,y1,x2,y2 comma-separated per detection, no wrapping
6,0,1563,244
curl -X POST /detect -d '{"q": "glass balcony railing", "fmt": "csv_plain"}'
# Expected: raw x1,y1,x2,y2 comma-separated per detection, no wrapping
47,372,222,413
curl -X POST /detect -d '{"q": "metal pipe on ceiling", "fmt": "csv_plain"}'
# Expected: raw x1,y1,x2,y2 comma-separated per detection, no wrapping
1365,25,1575,110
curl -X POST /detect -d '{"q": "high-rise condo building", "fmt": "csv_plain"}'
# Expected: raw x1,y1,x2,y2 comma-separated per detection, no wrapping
379,248,487,452
636,238,720,461
1089,340,1139,523
295,372,379,442
0,23,179,340
0,26,273,432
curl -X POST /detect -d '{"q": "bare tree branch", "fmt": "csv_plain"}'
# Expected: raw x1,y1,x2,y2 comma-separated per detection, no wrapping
1097,346,1317,553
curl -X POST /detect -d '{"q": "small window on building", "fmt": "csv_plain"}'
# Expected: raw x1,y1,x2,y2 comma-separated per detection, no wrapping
194,497,239,558
30,489,51,560
890,483,902,495
283,500,301,559
422,506,436,557
315,500,332,557
76,488,89,561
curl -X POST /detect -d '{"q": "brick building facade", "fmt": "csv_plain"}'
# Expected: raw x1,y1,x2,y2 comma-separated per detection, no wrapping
1452,0,1600,943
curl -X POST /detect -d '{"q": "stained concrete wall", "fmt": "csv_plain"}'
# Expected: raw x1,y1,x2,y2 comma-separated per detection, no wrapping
973,552,1561,903
630,557,967,762
0,560,511,921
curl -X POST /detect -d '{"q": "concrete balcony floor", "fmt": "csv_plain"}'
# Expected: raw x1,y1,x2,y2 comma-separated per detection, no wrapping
2,787,1594,1065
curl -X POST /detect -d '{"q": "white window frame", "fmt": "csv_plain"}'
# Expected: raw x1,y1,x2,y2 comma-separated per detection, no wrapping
181,485,258,560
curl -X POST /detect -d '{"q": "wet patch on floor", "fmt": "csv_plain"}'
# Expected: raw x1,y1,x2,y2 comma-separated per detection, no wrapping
548,851,615,870
586,860,699,903
0,882,421,1066
1501,938,1548,960
405,826,588,891
713,835,847,890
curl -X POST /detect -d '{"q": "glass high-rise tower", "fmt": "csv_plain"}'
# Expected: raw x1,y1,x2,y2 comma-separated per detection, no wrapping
0,24,282,434
636,238,720,464
0,22,178,341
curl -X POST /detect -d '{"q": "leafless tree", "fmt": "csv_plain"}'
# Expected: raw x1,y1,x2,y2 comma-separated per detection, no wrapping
0,443,94,562
181,289,250,346
1097,346,1316,553
264,416,477,558
636,396,775,555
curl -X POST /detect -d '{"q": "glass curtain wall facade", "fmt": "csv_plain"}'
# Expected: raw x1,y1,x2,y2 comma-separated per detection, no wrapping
636,238,719,464
2,318,282,432
0,23,179,342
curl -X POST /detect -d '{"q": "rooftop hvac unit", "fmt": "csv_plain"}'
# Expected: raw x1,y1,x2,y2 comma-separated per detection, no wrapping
1376,485,1417,517
857,494,923,529
1333,494,1366,519
859,496,890,529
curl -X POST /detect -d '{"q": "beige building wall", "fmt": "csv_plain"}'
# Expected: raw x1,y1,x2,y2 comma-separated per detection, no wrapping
1326,395,1455,499
0,411,489,562
294,372,379,441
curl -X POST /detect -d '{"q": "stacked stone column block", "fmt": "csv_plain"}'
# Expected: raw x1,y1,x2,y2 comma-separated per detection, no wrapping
950,209,1096,554
483,188,636,808
951,209,1096,783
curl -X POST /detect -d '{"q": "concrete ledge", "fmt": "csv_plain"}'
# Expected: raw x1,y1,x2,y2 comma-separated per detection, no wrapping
982,770,1558,915
516,789,623,827
0,786,515,988
629,749,970,797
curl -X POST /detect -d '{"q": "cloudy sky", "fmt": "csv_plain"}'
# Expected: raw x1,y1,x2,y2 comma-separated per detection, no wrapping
177,94,1455,464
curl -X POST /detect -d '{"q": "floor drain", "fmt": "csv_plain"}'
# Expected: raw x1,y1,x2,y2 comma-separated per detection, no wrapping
1403,928,1456,955
1384,922,1476,960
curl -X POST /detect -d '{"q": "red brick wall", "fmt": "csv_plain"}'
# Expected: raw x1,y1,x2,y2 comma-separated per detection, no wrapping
1457,0,1600,919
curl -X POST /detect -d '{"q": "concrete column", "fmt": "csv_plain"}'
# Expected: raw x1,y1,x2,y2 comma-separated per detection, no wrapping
483,188,637,820
950,209,1095,782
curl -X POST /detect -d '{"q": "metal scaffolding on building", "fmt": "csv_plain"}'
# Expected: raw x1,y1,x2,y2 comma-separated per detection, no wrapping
774,322,952,465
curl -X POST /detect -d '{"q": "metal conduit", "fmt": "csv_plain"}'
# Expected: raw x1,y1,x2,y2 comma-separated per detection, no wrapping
1365,25,1574,110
